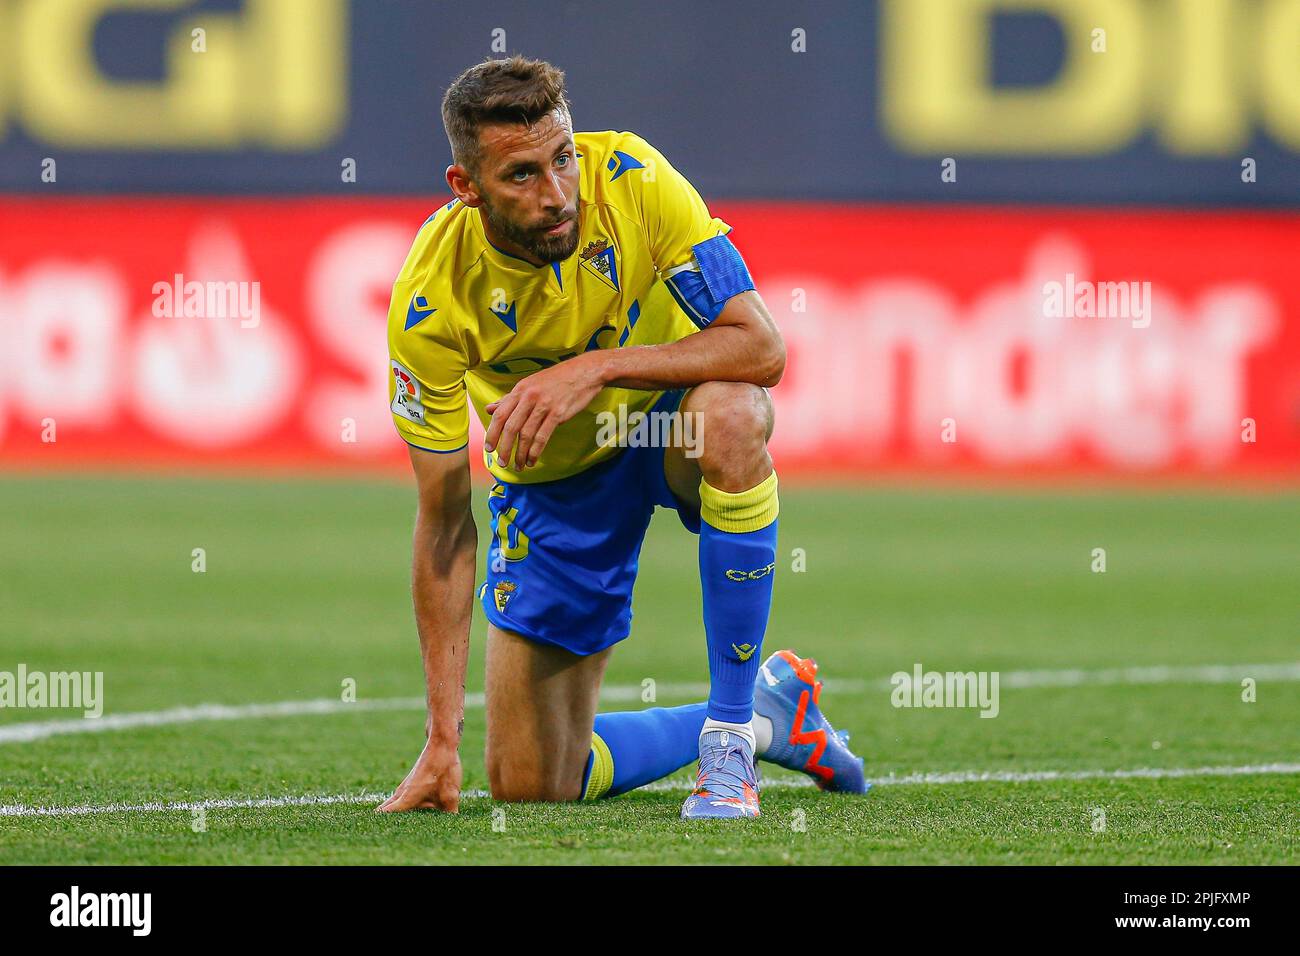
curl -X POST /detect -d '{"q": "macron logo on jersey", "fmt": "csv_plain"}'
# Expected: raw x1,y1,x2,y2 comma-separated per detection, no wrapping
607,149,645,181
404,294,436,331
489,300,518,333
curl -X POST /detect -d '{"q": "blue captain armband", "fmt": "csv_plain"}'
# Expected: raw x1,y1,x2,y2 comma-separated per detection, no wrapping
662,234,755,329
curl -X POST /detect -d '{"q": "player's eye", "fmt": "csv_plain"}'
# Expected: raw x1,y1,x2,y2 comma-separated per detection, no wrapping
511,169,531,183
554,152,571,168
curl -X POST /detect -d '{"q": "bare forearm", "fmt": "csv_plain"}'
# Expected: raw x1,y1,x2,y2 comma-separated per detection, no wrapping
411,512,477,747
591,291,785,391
593,329,762,390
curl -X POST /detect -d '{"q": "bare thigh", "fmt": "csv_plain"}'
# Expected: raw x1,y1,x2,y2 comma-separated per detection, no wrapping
484,624,612,801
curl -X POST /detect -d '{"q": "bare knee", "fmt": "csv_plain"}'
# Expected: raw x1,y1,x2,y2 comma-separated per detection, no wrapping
487,770,581,803
685,382,774,490
486,743,584,803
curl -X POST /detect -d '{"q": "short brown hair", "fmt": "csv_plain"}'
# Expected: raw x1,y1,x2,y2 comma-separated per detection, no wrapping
441,55,571,177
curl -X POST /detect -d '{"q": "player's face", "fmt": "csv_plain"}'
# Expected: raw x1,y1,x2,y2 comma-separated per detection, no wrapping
475,110,581,265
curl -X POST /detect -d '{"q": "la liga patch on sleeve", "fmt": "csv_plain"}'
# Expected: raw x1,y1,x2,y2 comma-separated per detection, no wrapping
391,360,425,424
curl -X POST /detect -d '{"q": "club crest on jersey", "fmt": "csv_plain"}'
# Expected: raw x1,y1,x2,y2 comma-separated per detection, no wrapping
579,238,619,292
493,580,517,613
391,360,424,424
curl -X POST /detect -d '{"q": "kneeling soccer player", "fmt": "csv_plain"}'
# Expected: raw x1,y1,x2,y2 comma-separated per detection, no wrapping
377,56,868,819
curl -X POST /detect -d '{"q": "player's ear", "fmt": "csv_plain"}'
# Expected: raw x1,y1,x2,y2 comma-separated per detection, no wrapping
446,164,483,207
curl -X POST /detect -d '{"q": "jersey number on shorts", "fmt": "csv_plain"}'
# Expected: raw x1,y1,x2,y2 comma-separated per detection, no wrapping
495,507,530,562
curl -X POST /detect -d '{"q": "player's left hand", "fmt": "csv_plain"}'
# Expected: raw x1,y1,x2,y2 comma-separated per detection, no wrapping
484,353,605,470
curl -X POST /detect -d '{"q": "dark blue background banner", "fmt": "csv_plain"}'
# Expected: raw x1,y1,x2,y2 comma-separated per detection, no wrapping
2,0,1297,204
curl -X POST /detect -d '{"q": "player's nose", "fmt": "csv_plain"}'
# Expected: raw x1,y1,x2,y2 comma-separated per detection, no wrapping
540,171,568,211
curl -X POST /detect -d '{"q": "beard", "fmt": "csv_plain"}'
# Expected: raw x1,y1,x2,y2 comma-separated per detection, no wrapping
482,196,580,264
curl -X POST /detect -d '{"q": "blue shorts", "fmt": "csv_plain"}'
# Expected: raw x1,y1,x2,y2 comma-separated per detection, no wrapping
479,389,700,656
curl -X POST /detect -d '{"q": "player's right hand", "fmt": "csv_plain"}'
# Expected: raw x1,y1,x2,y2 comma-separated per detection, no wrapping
375,743,463,813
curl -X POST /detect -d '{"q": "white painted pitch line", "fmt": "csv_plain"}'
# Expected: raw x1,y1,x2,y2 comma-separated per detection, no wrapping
0,682,720,744
865,762,1300,787
1,662,1295,745
0,686,703,744
982,661,1300,690
3,762,1298,818
0,792,392,818
0,696,428,745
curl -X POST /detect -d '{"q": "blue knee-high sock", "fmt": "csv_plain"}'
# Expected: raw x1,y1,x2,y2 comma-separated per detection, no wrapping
581,703,707,799
698,472,780,724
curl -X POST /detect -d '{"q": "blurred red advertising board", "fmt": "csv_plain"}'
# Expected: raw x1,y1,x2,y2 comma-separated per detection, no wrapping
1,198,1296,481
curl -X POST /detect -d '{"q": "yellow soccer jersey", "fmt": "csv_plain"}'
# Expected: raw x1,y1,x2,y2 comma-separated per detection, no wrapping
387,130,732,484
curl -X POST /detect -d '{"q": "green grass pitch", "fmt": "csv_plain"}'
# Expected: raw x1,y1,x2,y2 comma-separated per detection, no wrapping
0,475,1296,865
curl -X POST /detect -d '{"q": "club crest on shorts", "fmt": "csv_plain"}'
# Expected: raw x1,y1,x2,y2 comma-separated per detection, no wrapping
391,360,424,424
493,580,517,613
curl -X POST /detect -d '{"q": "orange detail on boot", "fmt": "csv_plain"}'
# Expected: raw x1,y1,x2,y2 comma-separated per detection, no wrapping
776,649,819,687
